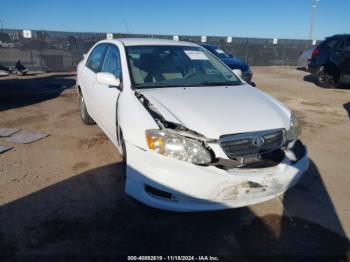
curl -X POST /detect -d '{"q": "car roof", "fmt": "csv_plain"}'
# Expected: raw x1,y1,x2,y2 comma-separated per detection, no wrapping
200,44,217,48
326,34,350,39
104,38,199,47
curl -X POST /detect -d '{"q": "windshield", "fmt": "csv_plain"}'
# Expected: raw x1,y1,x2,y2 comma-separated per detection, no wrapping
126,45,241,89
211,47,232,59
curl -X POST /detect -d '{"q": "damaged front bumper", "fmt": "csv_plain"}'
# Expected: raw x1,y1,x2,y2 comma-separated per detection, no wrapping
125,140,309,212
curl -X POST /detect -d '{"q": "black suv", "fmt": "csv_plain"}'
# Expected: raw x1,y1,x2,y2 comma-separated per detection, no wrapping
308,34,350,88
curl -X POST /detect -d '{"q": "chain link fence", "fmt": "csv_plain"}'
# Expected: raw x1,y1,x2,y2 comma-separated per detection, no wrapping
0,29,320,72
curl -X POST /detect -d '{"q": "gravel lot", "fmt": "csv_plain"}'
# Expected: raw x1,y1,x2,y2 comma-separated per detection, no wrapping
0,67,349,259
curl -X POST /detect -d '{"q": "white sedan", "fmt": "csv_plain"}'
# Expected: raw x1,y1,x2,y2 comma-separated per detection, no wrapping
77,38,309,212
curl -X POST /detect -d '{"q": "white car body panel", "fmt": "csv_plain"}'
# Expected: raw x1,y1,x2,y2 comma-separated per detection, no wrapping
92,80,120,145
125,142,308,212
118,91,159,149
77,38,309,212
138,85,290,139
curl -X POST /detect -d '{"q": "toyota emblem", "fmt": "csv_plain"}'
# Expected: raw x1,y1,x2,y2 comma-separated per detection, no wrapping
252,136,264,147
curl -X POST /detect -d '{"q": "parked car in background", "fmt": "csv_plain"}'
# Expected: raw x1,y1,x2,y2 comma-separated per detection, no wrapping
200,44,253,84
77,38,308,212
308,34,350,88
297,47,314,71
0,32,15,48
0,65,11,76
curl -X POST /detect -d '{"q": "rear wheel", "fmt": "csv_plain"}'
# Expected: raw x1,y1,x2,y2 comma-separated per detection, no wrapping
316,66,338,89
79,92,95,125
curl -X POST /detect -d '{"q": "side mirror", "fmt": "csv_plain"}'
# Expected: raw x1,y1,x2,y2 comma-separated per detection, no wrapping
228,54,234,58
96,72,121,88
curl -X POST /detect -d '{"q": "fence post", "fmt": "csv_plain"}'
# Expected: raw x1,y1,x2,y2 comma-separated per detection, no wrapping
30,46,34,68
245,38,248,63
282,41,286,66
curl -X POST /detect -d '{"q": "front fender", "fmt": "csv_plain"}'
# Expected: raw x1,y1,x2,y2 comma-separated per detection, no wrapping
118,91,159,150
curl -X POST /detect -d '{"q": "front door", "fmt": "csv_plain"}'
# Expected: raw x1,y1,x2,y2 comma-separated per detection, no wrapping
91,44,122,146
82,43,108,120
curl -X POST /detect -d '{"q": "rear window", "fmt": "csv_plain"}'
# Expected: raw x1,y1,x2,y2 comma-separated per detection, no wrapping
346,38,350,51
336,37,350,50
320,38,339,49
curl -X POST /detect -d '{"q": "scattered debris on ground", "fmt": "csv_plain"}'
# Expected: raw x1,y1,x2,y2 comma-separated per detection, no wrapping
0,145,13,154
0,128,21,137
4,131,49,144
0,69,349,257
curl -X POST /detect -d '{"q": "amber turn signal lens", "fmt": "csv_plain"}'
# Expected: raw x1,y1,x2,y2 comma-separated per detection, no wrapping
146,133,165,153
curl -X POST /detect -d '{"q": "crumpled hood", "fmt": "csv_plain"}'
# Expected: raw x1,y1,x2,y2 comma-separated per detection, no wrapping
138,85,291,139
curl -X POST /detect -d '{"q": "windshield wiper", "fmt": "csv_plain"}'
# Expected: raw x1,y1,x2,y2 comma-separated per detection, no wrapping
134,81,241,88
187,81,241,87
134,84,182,89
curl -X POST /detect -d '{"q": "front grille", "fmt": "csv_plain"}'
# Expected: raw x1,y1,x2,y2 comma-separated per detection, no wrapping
219,129,285,158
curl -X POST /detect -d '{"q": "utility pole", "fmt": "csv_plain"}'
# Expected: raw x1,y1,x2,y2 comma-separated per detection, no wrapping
309,0,319,40
0,18,3,32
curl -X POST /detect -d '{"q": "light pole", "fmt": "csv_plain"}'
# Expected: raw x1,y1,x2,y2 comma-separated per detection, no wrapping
309,0,319,40
0,18,3,32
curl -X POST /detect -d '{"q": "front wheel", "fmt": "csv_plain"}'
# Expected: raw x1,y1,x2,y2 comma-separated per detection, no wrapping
117,130,127,187
316,66,338,89
79,92,95,125
120,131,127,177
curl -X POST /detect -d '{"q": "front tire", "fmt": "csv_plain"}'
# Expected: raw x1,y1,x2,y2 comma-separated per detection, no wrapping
316,66,338,89
120,131,127,178
79,92,95,125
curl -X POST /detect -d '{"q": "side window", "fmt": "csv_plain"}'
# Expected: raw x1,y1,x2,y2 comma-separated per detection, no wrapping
336,38,350,51
324,39,338,49
336,39,345,50
86,44,108,72
102,45,122,79
345,38,350,51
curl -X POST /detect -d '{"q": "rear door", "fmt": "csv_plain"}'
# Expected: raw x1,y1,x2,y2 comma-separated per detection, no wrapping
91,44,123,145
82,43,108,120
341,37,350,82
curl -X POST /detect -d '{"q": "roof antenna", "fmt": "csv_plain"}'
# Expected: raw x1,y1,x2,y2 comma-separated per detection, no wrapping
123,19,130,34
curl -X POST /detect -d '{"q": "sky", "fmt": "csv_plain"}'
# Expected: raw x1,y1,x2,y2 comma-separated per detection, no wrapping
0,0,349,40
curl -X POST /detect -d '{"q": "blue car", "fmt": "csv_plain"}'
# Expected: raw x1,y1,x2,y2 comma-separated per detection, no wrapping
200,44,253,84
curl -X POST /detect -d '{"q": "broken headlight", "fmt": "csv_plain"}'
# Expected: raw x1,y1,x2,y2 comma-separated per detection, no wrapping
286,112,301,141
145,129,212,164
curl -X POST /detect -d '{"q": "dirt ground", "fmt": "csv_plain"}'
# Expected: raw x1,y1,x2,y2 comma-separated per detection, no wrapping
0,67,349,259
